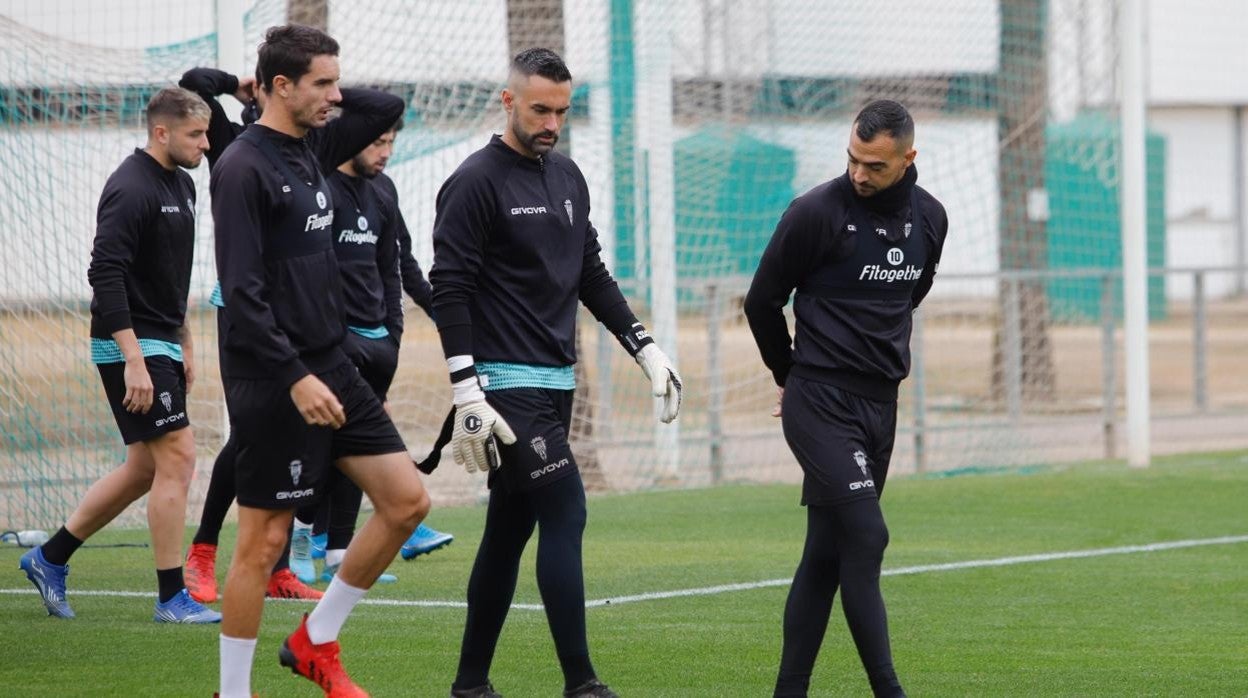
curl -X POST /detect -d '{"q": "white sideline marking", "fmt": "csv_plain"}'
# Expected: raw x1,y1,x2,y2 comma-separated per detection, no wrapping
4,534,1245,612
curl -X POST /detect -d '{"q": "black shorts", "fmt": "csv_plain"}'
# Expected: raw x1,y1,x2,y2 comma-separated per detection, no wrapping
341,331,399,403
781,375,897,507
96,356,189,445
223,360,407,509
485,387,578,495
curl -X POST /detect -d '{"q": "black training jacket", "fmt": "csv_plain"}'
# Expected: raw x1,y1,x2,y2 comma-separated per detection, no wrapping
328,170,403,337
88,149,197,343
744,166,948,401
430,135,639,369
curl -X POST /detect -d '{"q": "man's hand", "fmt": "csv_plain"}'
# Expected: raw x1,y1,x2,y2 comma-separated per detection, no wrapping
122,356,154,414
635,344,682,424
451,381,517,473
772,386,784,418
290,374,345,429
234,76,256,103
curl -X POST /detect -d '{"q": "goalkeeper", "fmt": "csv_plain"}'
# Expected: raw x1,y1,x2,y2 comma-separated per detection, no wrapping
432,47,682,698
744,100,948,698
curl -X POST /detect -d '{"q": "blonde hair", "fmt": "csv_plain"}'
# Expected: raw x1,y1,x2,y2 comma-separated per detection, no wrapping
145,87,211,132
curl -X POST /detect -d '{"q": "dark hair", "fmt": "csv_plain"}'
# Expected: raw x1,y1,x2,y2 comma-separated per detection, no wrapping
854,100,914,146
389,117,404,133
510,47,572,83
256,24,339,91
145,87,210,131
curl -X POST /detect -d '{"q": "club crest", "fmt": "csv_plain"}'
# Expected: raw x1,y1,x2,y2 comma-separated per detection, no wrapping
852,450,869,478
289,459,303,485
530,436,547,462
158,391,172,412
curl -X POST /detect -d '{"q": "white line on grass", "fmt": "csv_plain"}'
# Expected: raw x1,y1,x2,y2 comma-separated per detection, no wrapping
3,534,1245,612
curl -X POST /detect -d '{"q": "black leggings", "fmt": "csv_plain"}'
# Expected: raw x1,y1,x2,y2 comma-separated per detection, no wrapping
453,473,595,692
295,468,364,550
774,498,904,698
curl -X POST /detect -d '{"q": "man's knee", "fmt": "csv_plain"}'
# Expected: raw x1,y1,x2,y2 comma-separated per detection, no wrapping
150,429,197,486
378,482,430,532
236,518,290,568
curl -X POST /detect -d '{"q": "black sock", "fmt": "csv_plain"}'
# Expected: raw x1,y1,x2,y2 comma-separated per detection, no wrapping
41,527,84,566
193,439,237,545
157,566,185,602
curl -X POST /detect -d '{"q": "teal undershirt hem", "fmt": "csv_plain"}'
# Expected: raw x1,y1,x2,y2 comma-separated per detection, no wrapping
477,361,575,391
90,337,183,364
348,325,390,339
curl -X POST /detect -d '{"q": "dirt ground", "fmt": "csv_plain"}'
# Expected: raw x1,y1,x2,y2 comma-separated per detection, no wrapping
2,295,1245,526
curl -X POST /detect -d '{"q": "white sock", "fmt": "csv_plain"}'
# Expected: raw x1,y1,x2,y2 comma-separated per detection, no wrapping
325,548,346,568
293,519,313,533
219,634,257,698
306,576,367,645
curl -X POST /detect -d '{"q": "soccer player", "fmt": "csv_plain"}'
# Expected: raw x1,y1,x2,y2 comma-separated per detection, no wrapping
177,64,427,601
432,48,682,698
18,87,221,624
288,119,454,586
177,65,320,602
743,99,949,698
210,25,427,697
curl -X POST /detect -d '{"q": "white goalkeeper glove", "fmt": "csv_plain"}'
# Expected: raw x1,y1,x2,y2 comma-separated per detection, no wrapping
635,343,683,423
450,378,517,473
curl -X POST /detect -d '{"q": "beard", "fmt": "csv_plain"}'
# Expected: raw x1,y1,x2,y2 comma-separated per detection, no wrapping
513,120,558,155
351,154,381,178
171,148,203,169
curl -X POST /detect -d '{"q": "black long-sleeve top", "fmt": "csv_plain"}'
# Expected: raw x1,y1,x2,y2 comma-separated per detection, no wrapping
376,172,434,317
211,89,404,387
430,135,640,373
87,149,197,343
744,165,948,401
328,170,403,337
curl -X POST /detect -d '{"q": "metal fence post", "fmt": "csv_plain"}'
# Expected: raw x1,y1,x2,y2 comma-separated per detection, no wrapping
1101,273,1117,459
706,282,724,483
1193,270,1208,412
596,324,614,441
911,307,927,473
1003,277,1023,420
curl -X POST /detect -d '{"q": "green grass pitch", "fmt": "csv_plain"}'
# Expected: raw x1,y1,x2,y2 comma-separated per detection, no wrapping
2,451,1246,696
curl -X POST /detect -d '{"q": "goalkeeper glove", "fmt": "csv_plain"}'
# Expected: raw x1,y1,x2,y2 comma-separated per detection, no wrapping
635,343,682,423
450,378,516,473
